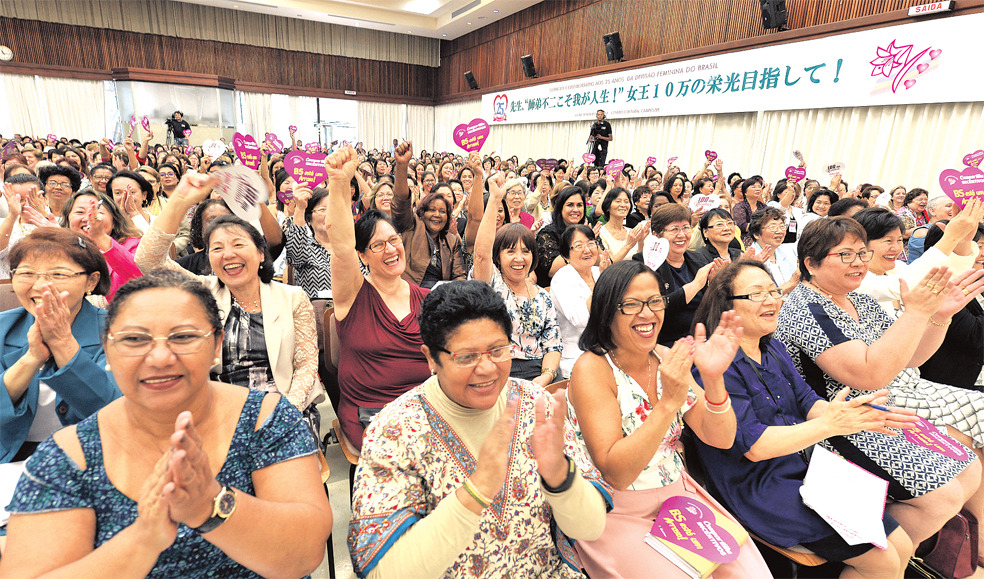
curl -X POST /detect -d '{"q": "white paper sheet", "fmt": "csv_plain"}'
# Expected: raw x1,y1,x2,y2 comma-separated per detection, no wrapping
0,460,27,527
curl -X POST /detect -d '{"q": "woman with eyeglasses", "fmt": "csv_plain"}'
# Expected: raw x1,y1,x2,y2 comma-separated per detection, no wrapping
349,280,610,578
2,271,332,576
695,208,742,262
282,184,346,300
324,147,431,452
776,217,984,550
566,260,771,577
136,173,325,448
748,207,800,294
0,228,118,464
550,225,605,379
797,189,838,239
691,260,921,577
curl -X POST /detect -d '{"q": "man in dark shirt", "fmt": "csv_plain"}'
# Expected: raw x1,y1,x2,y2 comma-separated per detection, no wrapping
165,111,191,146
588,109,613,167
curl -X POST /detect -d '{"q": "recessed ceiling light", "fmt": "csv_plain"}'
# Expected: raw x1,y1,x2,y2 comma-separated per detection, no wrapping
467,22,471,25
478,16,486,19
493,9,499,13
442,33,447,36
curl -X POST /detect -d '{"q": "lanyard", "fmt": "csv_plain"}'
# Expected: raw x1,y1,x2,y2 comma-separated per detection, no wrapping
740,347,813,464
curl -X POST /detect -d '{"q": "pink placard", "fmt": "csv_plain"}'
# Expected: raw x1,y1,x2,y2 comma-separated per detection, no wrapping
704,150,718,162
536,158,558,170
265,133,284,150
232,132,262,170
785,166,807,183
649,496,741,564
141,116,151,132
2,141,19,157
643,235,669,271
667,156,679,165
646,156,657,166
182,129,192,137
288,125,298,136
284,150,328,188
605,159,625,179
47,133,58,143
452,118,490,153
963,150,984,169
582,153,596,164
904,416,970,460
305,142,320,154
939,166,984,209
128,115,137,137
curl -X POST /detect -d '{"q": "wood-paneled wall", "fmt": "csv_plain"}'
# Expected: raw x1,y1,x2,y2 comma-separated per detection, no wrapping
0,17,437,104
438,0,927,100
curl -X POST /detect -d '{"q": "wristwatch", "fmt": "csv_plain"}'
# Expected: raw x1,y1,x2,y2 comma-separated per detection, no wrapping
192,485,237,534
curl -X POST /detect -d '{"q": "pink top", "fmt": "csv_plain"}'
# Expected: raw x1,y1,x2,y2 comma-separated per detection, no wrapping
102,237,142,301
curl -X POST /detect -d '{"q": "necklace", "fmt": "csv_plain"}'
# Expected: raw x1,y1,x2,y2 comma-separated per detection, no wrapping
610,350,654,394
506,278,543,335
232,293,261,312
806,281,834,300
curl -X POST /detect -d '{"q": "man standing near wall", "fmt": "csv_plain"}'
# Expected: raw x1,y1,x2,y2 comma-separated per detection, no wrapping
588,109,612,167
165,111,191,146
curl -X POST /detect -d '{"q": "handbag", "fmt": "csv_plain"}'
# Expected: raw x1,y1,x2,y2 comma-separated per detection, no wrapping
909,509,978,579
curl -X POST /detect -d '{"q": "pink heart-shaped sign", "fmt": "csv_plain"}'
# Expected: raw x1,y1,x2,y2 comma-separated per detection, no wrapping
710,174,718,182
930,48,942,60
643,235,670,271
276,189,294,204
939,166,984,209
667,156,679,165
185,145,194,156
582,153,596,164
128,115,137,136
47,133,58,142
264,133,283,150
904,416,969,460
536,158,558,170
704,150,718,162
916,63,929,74
288,125,298,136
646,156,657,166
904,79,916,89
284,150,328,188
2,141,19,157
106,139,115,149
650,496,741,564
963,150,984,168
452,118,491,153
183,129,192,137
605,159,625,179
785,166,807,183
141,116,151,132
305,142,320,154
232,132,262,170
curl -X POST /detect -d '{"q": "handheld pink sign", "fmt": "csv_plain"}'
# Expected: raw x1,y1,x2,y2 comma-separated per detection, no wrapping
452,118,491,153
141,116,151,132
582,153,596,164
128,116,137,137
940,166,984,209
536,158,559,170
704,150,718,162
649,496,741,564
667,156,679,165
232,132,262,170
305,142,320,154
646,156,657,166
183,129,192,137
785,166,807,183
284,150,329,188
288,125,298,136
605,159,626,179
963,150,984,169
47,133,58,143
904,416,970,460
265,133,283,150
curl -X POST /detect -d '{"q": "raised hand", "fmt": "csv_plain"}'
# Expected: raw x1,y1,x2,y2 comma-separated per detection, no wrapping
292,185,313,210
21,205,57,228
692,312,743,379
822,387,918,437
133,452,179,554
530,390,570,488
163,411,222,527
654,338,696,411
2,188,22,220
469,394,518,501
899,266,953,318
170,173,216,207
325,146,358,183
935,268,984,320
34,283,79,361
394,141,413,166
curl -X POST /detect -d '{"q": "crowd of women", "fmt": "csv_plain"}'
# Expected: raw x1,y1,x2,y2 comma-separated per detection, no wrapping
0,128,983,579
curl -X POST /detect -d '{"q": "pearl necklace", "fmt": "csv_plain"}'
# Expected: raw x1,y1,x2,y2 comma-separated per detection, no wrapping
232,294,261,312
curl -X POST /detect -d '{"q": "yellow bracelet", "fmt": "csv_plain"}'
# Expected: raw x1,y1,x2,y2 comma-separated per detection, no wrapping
929,317,952,327
461,480,492,509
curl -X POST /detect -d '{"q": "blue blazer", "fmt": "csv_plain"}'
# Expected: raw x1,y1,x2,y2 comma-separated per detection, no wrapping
0,301,120,463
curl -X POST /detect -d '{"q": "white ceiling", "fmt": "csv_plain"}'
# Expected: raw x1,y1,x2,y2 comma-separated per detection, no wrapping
180,0,539,40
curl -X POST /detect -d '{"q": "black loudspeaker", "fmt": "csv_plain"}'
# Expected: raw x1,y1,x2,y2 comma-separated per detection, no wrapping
603,32,623,62
464,71,479,90
760,0,788,29
521,54,537,78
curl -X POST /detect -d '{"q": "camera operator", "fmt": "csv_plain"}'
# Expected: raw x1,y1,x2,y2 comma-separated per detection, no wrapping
165,110,191,146
587,109,613,167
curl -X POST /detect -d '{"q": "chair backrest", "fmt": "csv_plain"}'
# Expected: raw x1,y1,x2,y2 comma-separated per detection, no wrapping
546,379,569,394
284,263,295,286
329,313,340,369
322,307,337,376
310,299,330,349
0,280,20,312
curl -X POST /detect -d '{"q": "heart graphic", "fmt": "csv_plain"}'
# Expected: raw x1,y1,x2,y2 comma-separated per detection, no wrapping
47,133,58,143
452,118,491,153
939,166,984,209
785,166,807,183
203,139,226,161
963,150,984,168
930,49,942,60
667,156,679,165
128,115,137,137
141,116,151,132
904,79,916,89
710,174,718,181
689,193,722,213
492,94,508,122
643,235,670,271
646,156,657,166
284,150,329,188
916,63,929,74
582,153,596,164
536,158,558,170
183,129,192,137
650,496,741,564
185,145,194,156
264,133,283,150
904,416,969,460
704,150,718,162
605,158,626,179
2,141,19,157
276,189,294,204
305,142,320,154
232,132,262,170
288,125,298,136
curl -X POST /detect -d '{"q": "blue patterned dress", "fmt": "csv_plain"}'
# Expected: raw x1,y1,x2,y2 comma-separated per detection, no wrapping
6,390,316,577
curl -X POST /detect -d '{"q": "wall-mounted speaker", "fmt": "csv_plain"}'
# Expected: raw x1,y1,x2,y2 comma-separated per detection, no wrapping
760,0,788,30
603,32,623,62
521,54,537,79
464,71,479,90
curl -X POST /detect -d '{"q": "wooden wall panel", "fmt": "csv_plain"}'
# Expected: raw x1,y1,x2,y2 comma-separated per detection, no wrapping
0,17,437,103
438,0,930,99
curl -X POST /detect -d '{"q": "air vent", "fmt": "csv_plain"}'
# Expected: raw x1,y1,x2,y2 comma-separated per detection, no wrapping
329,14,397,26
451,0,481,19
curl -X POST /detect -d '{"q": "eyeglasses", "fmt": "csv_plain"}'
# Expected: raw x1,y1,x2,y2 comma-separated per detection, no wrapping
708,221,735,231
731,288,784,302
507,189,525,197
12,269,88,283
46,181,72,190
617,296,669,315
661,226,689,236
437,344,512,367
763,224,788,233
375,192,394,199
827,249,874,263
569,241,598,251
106,329,215,356
311,207,328,214
91,175,112,182
367,235,403,253
159,172,177,178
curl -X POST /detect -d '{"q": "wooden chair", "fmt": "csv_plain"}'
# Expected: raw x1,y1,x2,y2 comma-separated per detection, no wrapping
546,379,569,394
322,308,358,496
283,263,295,286
0,280,19,312
749,533,827,567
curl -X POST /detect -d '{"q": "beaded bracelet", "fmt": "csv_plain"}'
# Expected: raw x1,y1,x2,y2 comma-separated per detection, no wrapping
929,317,952,327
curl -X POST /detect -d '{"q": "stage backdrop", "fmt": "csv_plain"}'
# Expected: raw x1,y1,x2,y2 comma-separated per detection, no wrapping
481,12,980,125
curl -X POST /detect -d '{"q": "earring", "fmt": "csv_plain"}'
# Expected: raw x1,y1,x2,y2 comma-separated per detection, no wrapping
213,358,221,365
430,368,436,375
104,363,111,372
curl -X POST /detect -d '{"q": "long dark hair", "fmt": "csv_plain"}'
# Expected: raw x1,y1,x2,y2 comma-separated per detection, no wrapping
547,186,588,236
692,259,772,350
